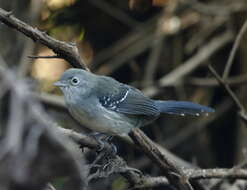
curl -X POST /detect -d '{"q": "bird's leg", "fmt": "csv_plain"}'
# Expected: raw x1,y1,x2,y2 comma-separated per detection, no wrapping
87,133,118,174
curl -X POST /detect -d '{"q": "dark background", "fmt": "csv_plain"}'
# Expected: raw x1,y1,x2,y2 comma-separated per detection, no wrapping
1,0,247,189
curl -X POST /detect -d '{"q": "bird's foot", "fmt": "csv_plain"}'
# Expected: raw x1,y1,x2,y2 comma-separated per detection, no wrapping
88,132,117,155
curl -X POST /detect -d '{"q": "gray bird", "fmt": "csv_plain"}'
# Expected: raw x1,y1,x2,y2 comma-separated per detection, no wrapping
54,68,214,137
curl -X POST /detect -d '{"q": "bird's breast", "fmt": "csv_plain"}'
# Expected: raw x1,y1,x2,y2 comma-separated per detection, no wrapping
67,100,138,136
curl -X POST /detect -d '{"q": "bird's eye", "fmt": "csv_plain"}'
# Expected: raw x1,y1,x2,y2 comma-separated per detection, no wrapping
70,77,80,85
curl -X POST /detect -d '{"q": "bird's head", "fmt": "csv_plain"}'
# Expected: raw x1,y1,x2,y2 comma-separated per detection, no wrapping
54,68,97,102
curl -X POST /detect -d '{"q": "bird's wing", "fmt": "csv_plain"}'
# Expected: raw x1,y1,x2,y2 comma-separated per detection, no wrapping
98,84,159,116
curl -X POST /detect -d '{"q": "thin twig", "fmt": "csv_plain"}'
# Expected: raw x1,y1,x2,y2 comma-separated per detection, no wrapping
208,65,247,122
223,19,247,79
142,32,165,87
28,55,62,59
89,0,140,28
18,0,43,77
186,75,247,87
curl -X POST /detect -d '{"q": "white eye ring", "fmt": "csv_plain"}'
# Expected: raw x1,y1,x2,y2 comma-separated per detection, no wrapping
70,77,80,86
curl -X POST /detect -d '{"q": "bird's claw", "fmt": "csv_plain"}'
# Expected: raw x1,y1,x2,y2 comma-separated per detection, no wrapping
88,132,117,154
96,141,117,156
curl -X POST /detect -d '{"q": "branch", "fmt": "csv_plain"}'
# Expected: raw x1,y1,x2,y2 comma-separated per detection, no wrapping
223,19,247,79
35,92,65,108
129,128,194,190
58,123,247,187
58,127,99,150
57,127,170,189
28,55,62,59
0,8,88,69
187,168,247,180
186,75,247,87
208,65,247,123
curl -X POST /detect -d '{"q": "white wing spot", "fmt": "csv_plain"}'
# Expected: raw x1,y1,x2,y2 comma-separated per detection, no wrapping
119,89,129,102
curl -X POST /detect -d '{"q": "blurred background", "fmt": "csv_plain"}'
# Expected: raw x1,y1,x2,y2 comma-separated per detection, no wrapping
1,0,247,189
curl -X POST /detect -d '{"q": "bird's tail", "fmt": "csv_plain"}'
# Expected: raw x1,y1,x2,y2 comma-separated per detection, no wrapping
154,100,215,116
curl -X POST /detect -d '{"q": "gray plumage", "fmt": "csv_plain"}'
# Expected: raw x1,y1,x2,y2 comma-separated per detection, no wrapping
54,68,215,136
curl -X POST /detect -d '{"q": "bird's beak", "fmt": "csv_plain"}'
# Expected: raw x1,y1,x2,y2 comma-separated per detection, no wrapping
53,81,67,87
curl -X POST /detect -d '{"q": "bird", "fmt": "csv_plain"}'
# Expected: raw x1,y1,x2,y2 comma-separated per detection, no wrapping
54,68,215,137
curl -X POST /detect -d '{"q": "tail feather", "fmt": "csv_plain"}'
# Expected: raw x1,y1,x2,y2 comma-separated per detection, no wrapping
155,100,215,116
